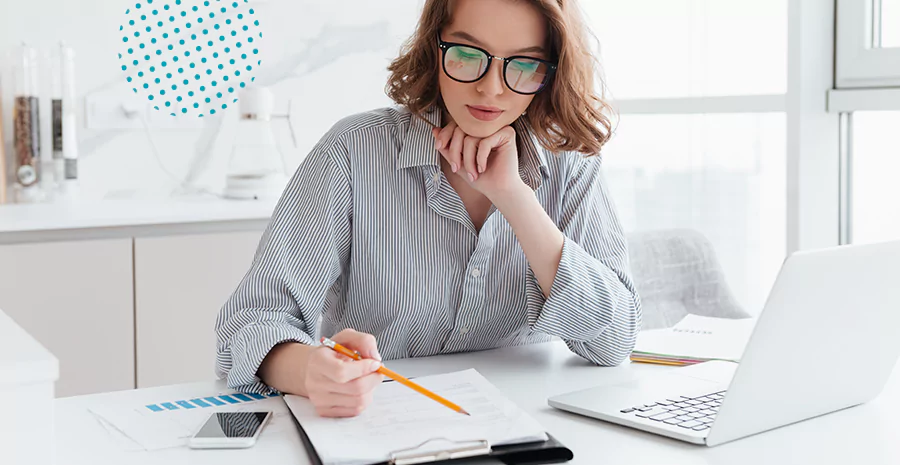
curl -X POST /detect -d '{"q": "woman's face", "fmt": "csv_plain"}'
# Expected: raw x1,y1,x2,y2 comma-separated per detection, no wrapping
438,0,549,138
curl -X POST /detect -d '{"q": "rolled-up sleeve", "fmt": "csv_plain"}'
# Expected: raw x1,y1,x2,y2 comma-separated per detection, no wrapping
525,157,642,366
214,131,352,394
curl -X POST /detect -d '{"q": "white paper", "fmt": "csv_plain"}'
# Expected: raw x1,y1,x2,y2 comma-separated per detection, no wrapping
87,410,146,452
633,314,757,361
284,369,548,465
88,395,290,451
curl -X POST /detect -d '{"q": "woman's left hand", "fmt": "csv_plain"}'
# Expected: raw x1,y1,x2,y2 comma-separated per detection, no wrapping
432,121,527,201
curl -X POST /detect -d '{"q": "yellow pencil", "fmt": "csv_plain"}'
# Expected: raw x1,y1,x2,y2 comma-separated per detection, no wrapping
320,337,470,416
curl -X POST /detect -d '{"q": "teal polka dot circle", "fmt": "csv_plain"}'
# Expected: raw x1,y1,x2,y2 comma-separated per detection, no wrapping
117,0,263,116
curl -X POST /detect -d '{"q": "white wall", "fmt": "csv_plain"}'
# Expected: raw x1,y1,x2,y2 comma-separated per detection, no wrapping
0,0,794,316
0,0,422,200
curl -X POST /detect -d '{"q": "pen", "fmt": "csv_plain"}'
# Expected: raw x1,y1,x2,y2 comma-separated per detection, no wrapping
319,337,470,416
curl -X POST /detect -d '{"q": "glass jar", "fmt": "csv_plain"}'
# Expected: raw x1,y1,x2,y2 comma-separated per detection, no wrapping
12,44,41,188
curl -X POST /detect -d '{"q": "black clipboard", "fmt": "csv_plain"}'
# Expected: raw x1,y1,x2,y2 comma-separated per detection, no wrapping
290,413,573,465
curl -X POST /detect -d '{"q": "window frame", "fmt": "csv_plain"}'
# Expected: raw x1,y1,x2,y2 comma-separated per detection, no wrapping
836,0,900,88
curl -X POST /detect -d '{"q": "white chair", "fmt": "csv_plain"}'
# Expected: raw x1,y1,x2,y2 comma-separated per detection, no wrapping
626,229,751,330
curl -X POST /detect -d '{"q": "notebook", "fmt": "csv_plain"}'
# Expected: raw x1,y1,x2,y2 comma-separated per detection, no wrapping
630,314,757,366
283,369,561,465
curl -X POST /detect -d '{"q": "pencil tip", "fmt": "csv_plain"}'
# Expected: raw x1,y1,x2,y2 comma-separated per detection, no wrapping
461,409,470,416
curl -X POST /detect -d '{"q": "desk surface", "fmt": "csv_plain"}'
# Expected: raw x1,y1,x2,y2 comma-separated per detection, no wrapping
56,340,900,465
0,309,57,385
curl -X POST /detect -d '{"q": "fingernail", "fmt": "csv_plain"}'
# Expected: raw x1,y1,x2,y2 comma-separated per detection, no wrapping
478,165,484,174
370,360,382,371
434,139,439,149
451,163,458,172
374,350,382,361
468,173,475,182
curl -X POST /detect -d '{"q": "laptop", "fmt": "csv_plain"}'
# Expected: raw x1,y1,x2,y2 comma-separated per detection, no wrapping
548,240,900,446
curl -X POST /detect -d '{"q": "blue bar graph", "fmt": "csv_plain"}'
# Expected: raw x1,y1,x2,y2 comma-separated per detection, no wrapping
189,399,211,408
175,400,197,409
146,391,280,412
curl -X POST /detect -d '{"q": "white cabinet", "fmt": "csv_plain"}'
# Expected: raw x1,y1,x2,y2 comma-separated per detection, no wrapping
0,228,268,394
134,231,263,388
0,239,135,397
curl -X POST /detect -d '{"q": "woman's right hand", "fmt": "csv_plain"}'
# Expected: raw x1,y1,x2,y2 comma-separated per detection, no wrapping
303,328,384,417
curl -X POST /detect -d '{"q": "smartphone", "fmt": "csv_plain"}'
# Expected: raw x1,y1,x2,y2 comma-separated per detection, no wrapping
188,411,272,449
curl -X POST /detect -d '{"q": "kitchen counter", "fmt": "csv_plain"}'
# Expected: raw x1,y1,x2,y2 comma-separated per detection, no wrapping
0,196,277,244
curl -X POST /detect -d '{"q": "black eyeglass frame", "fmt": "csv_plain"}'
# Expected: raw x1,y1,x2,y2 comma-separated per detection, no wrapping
437,37,558,95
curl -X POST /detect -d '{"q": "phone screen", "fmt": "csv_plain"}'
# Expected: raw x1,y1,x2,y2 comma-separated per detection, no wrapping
194,412,269,439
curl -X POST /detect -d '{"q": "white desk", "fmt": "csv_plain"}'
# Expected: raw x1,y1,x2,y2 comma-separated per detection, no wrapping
56,341,900,465
1,309,58,465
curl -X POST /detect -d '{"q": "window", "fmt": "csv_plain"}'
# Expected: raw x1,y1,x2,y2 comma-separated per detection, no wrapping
582,0,786,99
836,0,900,88
603,114,786,312
849,111,900,244
834,1,900,247
877,0,900,47
583,1,788,314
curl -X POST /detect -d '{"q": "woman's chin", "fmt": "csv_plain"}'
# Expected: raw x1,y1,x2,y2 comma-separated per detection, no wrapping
456,119,503,138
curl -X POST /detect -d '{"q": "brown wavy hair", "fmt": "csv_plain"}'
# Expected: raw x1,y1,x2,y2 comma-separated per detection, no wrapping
385,0,614,157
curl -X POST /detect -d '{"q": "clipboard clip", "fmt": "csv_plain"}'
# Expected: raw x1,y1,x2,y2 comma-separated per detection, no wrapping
389,437,492,465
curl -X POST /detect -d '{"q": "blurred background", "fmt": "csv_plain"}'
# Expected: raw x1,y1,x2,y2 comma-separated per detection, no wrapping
0,0,898,397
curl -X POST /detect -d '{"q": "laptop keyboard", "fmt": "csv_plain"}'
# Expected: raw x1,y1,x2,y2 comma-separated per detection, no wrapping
619,390,727,432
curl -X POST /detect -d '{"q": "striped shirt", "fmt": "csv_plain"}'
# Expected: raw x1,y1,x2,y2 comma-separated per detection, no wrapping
215,104,642,394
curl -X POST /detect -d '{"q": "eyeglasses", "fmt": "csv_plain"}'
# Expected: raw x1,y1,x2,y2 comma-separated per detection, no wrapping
438,37,557,95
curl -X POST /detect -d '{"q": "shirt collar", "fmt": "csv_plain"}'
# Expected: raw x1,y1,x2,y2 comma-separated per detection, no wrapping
397,105,442,170
397,105,550,190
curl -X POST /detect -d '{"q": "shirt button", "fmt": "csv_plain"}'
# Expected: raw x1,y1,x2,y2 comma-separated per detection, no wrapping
460,327,469,335
471,268,481,278
433,172,441,183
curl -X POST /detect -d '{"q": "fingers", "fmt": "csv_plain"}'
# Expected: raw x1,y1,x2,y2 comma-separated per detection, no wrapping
475,128,513,174
448,126,466,175
327,371,384,396
313,390,376,418
477,127,516,175
433,122,515,184
476,137,493,175
434,135,457,173
320,353,382,384
434,123,460,173
439,124,478,182
315,397,373,418
305,346,383,418
331,328,381,361
436,121,456,151
317,405,361,418
462,135,479,182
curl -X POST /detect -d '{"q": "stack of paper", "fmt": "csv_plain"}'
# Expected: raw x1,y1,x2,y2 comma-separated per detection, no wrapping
631,314,757,366
284,369,548,465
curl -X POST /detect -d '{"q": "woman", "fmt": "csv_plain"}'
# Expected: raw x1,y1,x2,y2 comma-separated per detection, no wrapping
215,0,641,418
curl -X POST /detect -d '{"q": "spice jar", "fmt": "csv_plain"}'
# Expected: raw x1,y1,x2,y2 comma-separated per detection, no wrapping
12,44,40,188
